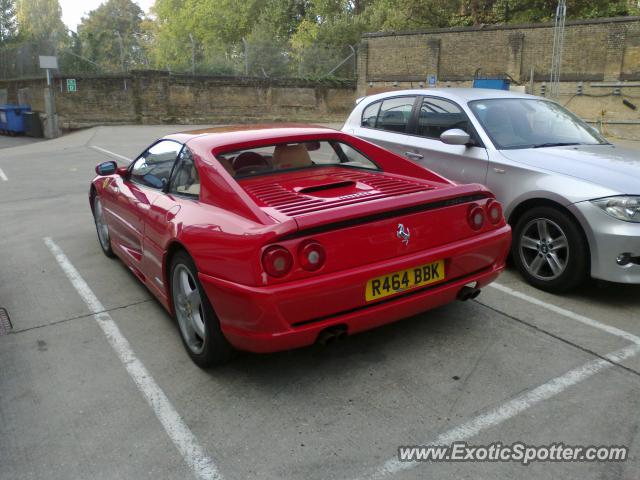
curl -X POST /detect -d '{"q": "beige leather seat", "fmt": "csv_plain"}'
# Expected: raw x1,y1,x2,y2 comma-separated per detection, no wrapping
272,144,312,170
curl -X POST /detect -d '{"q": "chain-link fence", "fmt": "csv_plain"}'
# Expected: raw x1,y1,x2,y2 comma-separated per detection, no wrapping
0,36,357,80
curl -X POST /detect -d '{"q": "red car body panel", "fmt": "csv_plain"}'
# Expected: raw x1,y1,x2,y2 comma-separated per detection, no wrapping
91,125,511,353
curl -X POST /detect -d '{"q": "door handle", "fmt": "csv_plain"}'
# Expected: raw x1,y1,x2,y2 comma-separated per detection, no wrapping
404,151,424,160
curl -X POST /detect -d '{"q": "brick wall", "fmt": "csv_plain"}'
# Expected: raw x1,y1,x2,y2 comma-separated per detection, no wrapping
0,71,356,129
359,16,640,139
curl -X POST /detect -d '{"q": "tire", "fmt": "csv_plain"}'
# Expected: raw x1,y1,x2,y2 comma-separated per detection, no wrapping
511,206,588,293
170,251,234,368
93,195,115,258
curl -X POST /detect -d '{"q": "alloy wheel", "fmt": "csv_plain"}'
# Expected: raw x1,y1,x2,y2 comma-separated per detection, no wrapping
518,218,569,281
172,264,206,354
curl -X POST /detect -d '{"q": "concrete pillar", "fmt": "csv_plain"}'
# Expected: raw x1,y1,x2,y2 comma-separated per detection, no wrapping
507,32,525,82
603,24,626,81
356,40,368,97
43,87,59,138
426,39,441,81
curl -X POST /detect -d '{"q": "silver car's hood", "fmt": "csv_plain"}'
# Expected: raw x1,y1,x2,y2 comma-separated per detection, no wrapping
500,144,640,195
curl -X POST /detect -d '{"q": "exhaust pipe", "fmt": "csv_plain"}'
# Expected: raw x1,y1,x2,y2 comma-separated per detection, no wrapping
316,325,347,346
457,285,481,301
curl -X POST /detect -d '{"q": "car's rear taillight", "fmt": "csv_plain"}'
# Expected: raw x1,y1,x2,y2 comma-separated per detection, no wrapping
486,200,503,225
298,241,326,271
468,204,485,230
262,245,293,277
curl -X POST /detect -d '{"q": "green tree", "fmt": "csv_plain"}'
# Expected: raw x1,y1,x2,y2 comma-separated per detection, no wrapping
77,0,145,72
15,0,65,40
0,0,17,44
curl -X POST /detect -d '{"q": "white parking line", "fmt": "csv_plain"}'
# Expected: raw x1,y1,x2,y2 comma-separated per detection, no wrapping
91,145,132,163
0,167,7,181
44,237,222,480
362,342,640,479
490,282,640,345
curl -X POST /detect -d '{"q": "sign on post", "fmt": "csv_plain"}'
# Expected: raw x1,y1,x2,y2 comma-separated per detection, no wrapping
66,79,77,92
38,56,58,70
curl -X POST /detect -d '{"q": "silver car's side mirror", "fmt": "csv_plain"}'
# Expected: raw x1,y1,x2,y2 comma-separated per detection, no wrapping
440,128,471,146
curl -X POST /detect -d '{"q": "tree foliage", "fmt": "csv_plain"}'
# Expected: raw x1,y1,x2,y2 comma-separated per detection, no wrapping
15,0,65,40
77,0,145,71
9,0,640,76
0,0,17,44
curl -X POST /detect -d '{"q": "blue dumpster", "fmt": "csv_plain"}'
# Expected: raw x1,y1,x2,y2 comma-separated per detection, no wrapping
472,78,510,90
0,105,32,135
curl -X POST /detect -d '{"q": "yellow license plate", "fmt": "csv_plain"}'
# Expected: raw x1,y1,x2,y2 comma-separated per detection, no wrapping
365,260,445,301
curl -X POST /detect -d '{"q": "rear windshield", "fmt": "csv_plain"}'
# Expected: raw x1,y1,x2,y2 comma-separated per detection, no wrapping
216,140,379,178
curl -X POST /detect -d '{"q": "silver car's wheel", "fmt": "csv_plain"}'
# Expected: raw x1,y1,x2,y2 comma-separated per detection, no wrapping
172,264,206,355
512,206,588,293
93,195,114,257
519,218,569,281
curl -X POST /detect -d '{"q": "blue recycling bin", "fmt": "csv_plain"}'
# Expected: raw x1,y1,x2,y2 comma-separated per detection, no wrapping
0,105,32,135
472,78,510,90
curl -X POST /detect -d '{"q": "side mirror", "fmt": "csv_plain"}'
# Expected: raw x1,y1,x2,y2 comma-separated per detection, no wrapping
95,161,117,175
116,166,128,177
440,128,471,146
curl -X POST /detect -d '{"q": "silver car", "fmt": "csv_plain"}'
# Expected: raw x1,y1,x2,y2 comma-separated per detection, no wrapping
343,88,640,292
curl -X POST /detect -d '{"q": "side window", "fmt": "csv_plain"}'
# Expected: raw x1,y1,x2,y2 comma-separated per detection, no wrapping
417,97,469,139
376,96,415,134
169,147,200,198
130,140,182,189
361,101,381,128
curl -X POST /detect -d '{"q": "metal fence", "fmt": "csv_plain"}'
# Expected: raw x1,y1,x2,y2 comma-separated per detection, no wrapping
0,37,357,80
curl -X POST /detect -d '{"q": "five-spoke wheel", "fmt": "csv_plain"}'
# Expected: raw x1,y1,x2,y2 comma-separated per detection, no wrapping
512,206,588,293
170,251,234,367
93,195,115,257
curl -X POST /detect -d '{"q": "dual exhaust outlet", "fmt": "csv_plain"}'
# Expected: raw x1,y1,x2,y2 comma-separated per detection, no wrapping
457,285,481,301
315,285,481,346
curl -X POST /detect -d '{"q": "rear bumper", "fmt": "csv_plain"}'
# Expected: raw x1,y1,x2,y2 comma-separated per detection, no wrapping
199,226,511,353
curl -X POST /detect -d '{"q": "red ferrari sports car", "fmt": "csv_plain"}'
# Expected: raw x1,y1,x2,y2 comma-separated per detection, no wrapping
90,125,511,367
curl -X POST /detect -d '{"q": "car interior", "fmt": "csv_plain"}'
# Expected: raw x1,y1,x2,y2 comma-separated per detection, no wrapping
215,141,378,177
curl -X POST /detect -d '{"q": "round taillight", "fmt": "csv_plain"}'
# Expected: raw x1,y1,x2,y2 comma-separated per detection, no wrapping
298,241,326,271
468,204,485,230
262,245,293,277
486,200,503,225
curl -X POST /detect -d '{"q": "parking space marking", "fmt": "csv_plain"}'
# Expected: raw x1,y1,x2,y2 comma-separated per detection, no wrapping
362,342,640,479
0,167,7,181
44,237,222,480
90,145,132,163
490,282,640,345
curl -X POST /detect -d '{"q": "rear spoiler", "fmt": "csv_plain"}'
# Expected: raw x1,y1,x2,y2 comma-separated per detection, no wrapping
274,184,492,237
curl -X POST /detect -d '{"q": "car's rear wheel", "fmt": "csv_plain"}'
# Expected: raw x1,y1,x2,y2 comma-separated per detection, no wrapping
511,206,588,293
93,195,115,258
170,251,234,368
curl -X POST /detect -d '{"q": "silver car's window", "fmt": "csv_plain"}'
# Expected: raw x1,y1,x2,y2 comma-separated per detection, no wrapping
375,96,415,133
469,98,608,150
362,101,381,128
417,97,469,139
130,140,182,189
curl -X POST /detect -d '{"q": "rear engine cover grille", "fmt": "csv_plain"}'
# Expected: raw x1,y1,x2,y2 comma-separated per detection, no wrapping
243,170,432,216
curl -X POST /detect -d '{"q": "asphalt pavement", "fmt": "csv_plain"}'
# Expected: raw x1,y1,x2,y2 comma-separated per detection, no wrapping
1,127,640,480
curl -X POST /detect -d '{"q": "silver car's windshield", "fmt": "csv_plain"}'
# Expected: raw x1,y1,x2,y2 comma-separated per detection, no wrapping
468,98,609,150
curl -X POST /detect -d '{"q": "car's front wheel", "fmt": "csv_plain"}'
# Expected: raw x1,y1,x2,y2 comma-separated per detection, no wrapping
170,250,234,368
93,195,115,258
511,206,588,293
